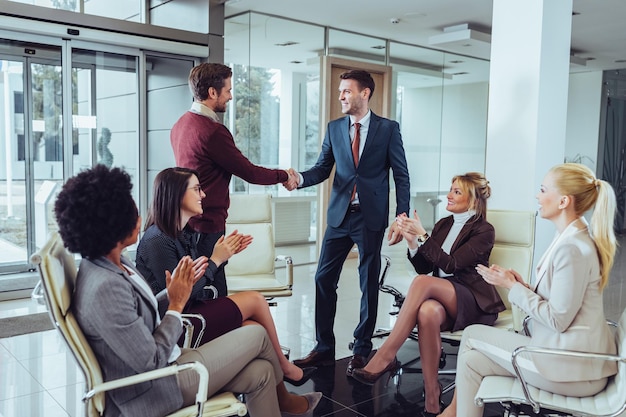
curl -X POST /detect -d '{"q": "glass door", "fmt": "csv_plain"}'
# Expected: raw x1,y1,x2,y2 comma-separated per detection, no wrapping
71,48,139,184
0,39,141,276
0,39,63,272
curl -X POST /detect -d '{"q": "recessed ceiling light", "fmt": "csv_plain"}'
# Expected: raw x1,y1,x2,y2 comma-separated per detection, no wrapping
371,45,386,50
615,59,626,63
452,72,468,76
290,60,303,64
274,41,299,47
449,60,464,64
403,12,427,18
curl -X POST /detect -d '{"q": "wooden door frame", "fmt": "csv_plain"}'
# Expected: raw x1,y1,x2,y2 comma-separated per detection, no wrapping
316,57,393,252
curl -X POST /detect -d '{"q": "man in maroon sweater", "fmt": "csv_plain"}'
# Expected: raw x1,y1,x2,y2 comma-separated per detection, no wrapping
171,63,294,297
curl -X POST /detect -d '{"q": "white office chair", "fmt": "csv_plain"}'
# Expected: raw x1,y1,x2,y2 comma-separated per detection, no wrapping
440,209,537,338
225,194,293,301
31,232,247,417
475,310,626,417
436,210,536,393
376,210,537,396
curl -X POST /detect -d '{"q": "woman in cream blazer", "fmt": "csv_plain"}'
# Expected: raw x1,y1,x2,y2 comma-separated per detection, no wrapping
439,163,619,417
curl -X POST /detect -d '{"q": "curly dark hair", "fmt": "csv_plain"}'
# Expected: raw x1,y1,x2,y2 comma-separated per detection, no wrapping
54,164,138,258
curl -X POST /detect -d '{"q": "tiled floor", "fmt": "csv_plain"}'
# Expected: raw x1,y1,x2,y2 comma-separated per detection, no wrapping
1,237,626,416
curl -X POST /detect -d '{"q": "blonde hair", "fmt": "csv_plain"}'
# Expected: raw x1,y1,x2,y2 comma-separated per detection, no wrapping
451,172,491,219
549,163,617,289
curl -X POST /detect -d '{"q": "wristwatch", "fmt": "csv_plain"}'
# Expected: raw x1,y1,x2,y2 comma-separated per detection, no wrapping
417,232,429,243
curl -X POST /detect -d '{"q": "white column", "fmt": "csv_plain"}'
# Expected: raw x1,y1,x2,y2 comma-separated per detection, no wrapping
485,0,573,261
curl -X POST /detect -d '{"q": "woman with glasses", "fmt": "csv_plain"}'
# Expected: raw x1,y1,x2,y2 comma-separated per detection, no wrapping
136,167,314,387
56,164,320,417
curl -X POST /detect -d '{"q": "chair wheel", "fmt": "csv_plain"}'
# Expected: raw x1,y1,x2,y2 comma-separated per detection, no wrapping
348,341,354,350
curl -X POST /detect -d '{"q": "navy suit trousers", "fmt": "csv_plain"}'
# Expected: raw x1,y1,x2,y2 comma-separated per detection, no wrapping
314,208,384,357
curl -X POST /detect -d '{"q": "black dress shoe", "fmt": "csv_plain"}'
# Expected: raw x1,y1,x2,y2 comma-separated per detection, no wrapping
284,366,316,386
350,358,401,384
292,350,335,368
345,354,367,376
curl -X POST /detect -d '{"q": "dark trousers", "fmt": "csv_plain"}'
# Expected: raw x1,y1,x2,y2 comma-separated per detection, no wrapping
314,209,384,357
196,231,228,297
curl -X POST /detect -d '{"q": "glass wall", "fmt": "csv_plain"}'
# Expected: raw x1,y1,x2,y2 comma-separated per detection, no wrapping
389,42,489,229
149,0,209,33
71,49,139,197
224,12,491,241
327,29,387,66
224,13,325,244
6,0,208,33
8,0,79,12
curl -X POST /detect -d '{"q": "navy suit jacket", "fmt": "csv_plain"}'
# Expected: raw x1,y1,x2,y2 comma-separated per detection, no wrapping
301,112,410,231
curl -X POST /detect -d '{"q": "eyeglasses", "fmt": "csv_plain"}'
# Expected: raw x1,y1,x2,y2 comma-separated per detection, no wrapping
188,184,203,194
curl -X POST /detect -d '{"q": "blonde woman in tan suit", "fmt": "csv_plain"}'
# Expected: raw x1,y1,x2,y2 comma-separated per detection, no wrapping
439,163,619,417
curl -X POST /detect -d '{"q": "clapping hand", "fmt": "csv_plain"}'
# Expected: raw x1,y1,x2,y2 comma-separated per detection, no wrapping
396,210,427,248
475,263,528,290
191,256,209,281
165,256,195,312
210,230,253,265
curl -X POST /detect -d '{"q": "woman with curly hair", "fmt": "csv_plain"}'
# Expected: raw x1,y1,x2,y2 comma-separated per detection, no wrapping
351,172,504,417
55,164,320,417
136,166,311,385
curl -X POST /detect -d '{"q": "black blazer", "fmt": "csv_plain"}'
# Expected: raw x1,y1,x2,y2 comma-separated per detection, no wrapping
409,214,505,314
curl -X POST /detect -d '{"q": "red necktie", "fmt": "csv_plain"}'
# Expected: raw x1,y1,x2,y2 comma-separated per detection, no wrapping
350,122,361,201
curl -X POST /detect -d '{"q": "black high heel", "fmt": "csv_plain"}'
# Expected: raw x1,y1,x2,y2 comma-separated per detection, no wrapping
284,367,316,387
351,358,401,385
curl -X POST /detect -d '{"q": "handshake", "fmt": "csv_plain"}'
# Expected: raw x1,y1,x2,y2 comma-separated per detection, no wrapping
282,168,299,191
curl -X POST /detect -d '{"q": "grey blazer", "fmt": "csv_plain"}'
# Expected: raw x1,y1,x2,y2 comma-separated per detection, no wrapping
73,256,183,417
508,220,617,382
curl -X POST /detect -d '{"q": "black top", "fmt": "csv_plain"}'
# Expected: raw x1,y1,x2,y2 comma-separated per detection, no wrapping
135,224,222,302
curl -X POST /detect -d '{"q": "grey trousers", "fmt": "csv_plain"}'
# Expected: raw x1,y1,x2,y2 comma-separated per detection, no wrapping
456,324,607,417
176,325,283,417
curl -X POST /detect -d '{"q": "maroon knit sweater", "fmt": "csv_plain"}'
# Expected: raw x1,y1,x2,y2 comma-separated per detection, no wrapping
171,111,288,233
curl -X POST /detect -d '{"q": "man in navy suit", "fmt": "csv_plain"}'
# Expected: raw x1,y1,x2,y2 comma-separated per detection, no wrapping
287,69,410,375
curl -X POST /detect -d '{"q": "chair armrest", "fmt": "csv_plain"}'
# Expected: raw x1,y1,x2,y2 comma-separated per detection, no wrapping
522,315,617,335
182,313,207,349
521,315,532,336
276,255,293,288
510,345,625,414
84,361,209,417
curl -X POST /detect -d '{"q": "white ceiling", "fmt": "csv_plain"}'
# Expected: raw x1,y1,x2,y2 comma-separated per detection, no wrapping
224,0,626,77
